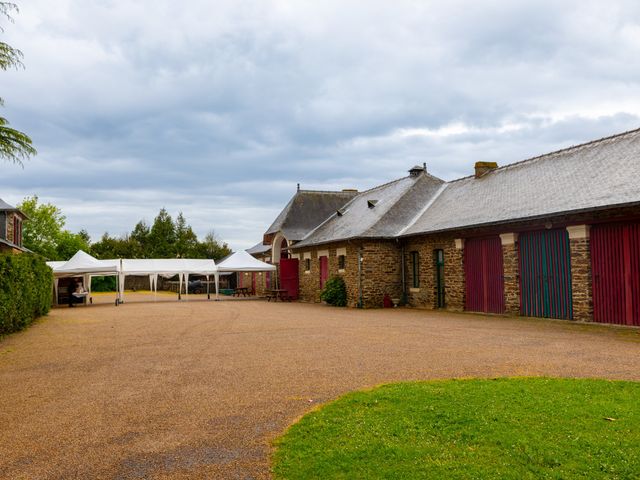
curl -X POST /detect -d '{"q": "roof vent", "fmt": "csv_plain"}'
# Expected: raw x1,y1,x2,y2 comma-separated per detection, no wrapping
474,161,498,178
408,163,427,177
336,208,346,216
367,200,378,208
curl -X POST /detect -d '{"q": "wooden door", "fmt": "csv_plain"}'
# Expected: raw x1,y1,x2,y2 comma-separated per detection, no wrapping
280,258,299,300
319,256,329,289
464,237,505,314
519,229,572,319
591,223,640,326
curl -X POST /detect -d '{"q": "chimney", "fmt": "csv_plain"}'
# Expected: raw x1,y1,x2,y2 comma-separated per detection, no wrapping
408,165,426,177
474,161,498,178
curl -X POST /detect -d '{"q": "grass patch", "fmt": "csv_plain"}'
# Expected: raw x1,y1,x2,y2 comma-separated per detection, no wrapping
273,378,640,479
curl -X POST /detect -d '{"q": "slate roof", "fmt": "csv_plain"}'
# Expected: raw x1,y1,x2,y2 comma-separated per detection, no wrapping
246,242,271,255
0,198,19,211
265,190,357,241
294,172,445,248
402,128,640,236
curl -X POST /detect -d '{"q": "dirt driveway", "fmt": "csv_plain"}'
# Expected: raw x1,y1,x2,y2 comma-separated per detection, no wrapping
1,295,639,479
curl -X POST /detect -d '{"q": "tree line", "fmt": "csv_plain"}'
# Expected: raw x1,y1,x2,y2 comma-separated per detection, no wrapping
19,196,231,261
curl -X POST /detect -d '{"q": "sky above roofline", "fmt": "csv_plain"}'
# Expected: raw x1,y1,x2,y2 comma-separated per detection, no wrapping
2,0,640,250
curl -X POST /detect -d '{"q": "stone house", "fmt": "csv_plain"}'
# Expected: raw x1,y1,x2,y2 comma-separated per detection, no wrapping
0,198,28,254
247,187,357,297
252,129,640,326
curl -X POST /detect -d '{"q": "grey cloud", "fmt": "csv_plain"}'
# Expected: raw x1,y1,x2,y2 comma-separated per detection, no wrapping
2,0,640,249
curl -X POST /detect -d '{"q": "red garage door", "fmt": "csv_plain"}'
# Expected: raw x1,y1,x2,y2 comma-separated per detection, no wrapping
464,236,505,314
591,223,640,326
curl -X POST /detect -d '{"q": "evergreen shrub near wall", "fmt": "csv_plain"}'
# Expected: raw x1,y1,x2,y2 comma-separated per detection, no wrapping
0,253,52,335
320,276,347,307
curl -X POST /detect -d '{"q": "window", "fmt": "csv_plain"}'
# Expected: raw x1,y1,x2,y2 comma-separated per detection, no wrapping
411,251,420,288
305,258,311,272
338,255,346,270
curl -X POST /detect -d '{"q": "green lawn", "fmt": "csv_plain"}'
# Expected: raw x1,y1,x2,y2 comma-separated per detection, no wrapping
272,378,640,479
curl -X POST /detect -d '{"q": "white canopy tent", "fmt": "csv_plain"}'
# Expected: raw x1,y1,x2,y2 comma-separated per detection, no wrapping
47,249,277,306
47,252,219,305
46,250,120,304
118,258,219,302
217,250,277,273
217,250,277,296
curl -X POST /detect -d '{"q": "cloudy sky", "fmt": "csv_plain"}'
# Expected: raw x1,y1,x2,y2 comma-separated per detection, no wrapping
2,0,640,250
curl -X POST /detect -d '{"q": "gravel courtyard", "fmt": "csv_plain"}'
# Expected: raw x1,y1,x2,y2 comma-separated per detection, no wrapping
1,295,639,479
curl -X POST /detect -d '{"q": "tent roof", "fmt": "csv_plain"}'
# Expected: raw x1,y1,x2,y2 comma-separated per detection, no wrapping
120,258,217,276
217,250,276,272
48,252,218,277
51,250,119,275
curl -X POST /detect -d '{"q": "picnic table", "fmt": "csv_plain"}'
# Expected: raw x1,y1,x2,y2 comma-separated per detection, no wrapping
266,289,292,302
233,287,251,297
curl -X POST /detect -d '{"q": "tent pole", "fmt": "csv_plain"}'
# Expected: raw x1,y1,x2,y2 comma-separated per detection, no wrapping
215,272,220,301
206,274,210,300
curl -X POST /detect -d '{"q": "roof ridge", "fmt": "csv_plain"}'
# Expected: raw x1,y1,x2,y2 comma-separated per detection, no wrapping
446,126,640,184
396,183,448,236
364,174,444,236
359,175,412,195
297,189,358,194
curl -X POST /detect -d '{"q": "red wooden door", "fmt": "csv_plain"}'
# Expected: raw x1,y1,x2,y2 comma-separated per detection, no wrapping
464,236,505,313
319,256,329,289
591,223,640,326
280,258,299,300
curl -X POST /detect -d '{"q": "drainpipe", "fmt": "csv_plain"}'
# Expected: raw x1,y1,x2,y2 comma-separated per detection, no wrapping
357,246,363,308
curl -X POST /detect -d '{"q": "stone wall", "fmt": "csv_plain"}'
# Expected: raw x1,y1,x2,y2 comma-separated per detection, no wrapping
293,240,402,308
500,234,520,315
295,241,360,306
402,234,464,311
6,212,15,244
568,227,592,322
360,241,403,308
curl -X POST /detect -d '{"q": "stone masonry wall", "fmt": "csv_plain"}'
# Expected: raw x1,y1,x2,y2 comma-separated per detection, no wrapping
360,241,403,308
6,212,15,244
402,234,464,311
570,236,592,322
294,240,402,308
501,240,520,315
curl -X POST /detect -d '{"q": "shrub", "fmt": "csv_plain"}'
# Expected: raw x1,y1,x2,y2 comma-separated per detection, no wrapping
320,276,347,307
91,275,116,292
0,253,52,335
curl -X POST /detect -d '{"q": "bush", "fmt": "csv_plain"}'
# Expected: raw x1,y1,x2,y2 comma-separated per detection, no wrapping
320,276,347,307
91,275,116,292
0,253,52,335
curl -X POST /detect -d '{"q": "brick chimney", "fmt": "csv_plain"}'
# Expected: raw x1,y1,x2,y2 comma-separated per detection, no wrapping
474,161,498,178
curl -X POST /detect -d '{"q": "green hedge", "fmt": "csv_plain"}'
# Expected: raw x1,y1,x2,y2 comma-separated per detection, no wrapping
0,253,52,335
91,275,116,292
